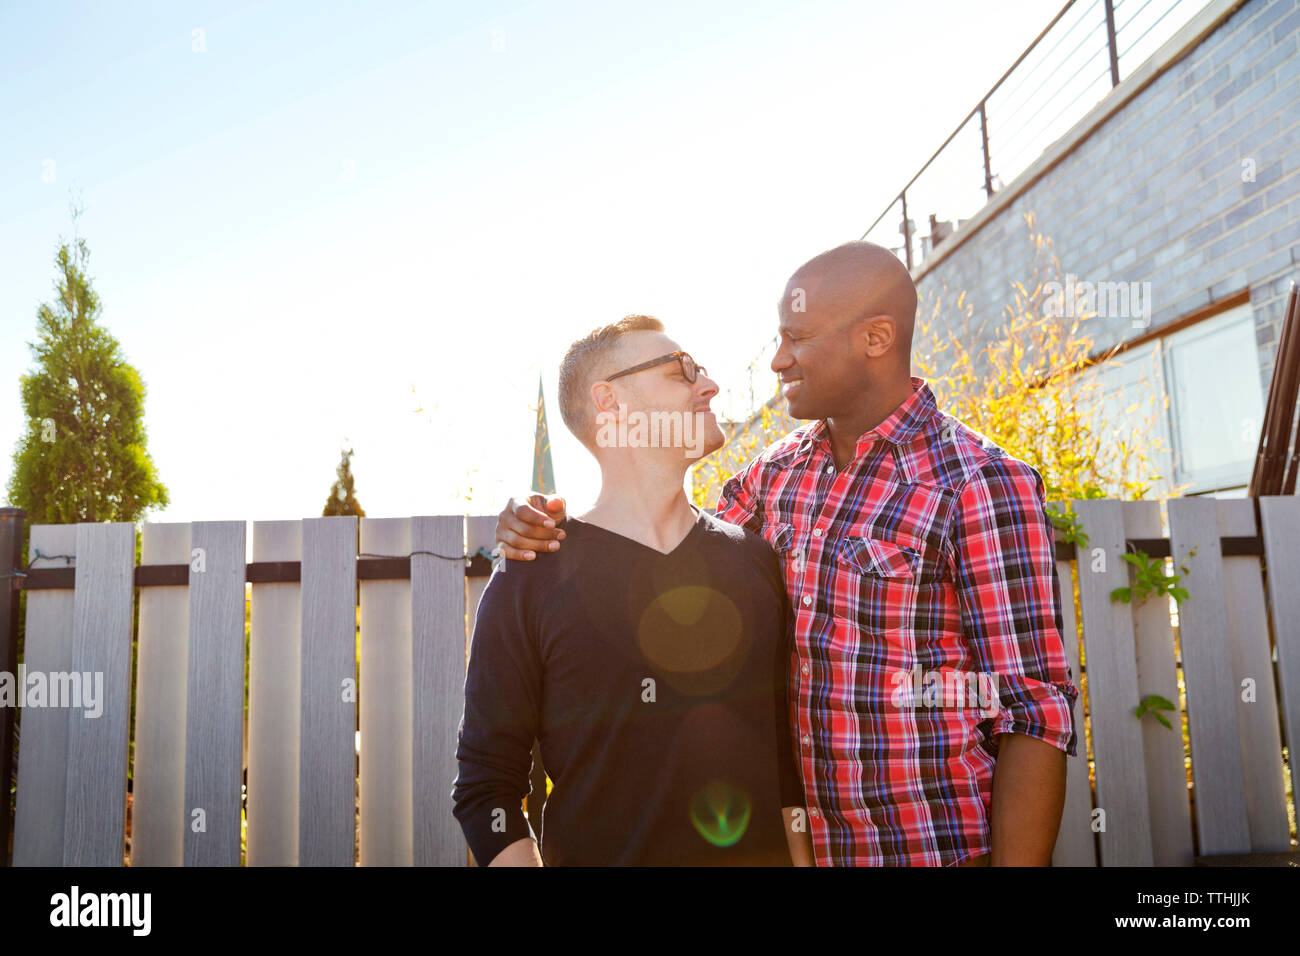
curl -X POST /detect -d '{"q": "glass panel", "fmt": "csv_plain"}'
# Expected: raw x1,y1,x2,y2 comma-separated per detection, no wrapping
1166,307,1263,492
1082,341,1175,498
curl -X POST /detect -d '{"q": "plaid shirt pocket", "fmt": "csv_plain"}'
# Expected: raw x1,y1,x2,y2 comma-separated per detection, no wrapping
839,536,920,579
761,521,795,559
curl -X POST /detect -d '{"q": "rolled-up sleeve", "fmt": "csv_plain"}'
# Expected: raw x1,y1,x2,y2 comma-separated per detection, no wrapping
450,566,542,863
950,455,1079,757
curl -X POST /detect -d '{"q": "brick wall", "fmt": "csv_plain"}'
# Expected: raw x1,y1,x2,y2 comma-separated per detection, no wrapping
915,0,1300,395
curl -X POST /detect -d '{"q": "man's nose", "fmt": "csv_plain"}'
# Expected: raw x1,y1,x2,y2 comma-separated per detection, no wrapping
696,374,719,400
771,340,792,373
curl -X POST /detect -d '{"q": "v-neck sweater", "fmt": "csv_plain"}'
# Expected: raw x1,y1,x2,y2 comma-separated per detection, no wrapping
452,507,802,865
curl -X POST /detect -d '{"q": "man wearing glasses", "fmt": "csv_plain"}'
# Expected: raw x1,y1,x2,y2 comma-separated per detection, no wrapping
452,314,814,866
493,242,1079,867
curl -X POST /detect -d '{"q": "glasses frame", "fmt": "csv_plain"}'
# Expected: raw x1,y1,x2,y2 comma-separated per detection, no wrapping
605,349,707,384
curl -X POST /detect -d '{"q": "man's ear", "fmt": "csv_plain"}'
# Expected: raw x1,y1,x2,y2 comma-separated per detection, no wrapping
858,314,896,359
590,380,621,419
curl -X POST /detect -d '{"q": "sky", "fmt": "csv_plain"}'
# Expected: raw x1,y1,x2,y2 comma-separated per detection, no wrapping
0,0,1061,526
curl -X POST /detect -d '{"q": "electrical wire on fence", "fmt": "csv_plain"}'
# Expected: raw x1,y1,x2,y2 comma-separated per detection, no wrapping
359,547,503,566
4,547,503,576
1,548,76,576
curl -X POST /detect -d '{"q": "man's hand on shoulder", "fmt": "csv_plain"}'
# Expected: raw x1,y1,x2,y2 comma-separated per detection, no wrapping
494,493,568,560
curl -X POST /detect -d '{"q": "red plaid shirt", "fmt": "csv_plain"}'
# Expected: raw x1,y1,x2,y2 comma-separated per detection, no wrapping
718,376,1078,866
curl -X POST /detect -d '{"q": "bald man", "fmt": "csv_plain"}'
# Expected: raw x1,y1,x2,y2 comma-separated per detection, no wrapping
495,242,1079,867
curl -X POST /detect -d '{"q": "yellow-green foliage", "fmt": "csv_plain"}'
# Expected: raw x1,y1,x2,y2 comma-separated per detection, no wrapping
916,212,1181,507
692,213,1180,511
690,399,795,509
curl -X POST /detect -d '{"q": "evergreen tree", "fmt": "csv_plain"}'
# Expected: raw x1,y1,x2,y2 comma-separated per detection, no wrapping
322,446,365,516
6,218,169,524
5,208,169,834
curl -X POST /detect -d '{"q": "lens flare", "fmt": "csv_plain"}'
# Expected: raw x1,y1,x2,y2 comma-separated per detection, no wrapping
636,585,746,695
688,779,752,847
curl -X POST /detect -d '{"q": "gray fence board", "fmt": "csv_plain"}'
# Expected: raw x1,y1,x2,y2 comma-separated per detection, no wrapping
1216,500,1290,851
246,520,302,865
63,522,136,866
412,515,469,866
11,524,78,866
1168,497,1251,855
1125,501,1192,866
359,517,413,865
298,517,358,866
1259,496,1300,852
1073,500,1153,865
131,523,192,865
181,521,247,866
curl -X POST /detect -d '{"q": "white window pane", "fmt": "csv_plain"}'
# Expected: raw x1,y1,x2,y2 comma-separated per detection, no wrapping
1167,311,1263,489
1082,341,1175,498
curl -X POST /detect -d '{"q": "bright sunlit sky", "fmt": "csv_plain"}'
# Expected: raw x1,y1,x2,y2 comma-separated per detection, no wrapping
1,0,1058,524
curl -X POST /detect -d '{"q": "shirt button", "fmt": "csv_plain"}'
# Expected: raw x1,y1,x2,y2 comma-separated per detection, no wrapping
801,663,809,675
801,595,812,607
825,465,834,474
801,734,811,747
812,528,823,538
810,808,820,818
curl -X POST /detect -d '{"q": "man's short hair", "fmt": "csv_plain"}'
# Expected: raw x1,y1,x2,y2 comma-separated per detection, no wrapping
558,314,664,445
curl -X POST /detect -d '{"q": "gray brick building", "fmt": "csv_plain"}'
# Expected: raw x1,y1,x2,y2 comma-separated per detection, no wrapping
907,0,1300,496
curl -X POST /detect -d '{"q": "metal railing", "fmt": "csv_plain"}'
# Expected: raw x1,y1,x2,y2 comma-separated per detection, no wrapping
862,0,1209,271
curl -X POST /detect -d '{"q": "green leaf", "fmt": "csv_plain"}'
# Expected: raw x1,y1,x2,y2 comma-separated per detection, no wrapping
1136,694,1176,730
1110,586,1131,603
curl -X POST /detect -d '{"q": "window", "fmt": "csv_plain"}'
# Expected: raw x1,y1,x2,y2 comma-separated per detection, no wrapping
1081,303,1263,497
1163,305,1264,494
1085,338,1174,498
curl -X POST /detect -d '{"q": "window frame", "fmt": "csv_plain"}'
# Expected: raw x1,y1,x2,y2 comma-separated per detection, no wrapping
1160,302,1261,496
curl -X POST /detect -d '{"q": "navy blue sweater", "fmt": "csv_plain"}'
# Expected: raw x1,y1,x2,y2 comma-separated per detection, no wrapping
451,506,803,865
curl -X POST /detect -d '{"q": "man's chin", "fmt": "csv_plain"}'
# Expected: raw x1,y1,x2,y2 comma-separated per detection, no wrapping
783,394,817,420
683,420,726,461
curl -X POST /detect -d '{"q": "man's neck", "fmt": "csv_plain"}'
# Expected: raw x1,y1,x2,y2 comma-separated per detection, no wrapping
582,456,696,554
824,373,916,469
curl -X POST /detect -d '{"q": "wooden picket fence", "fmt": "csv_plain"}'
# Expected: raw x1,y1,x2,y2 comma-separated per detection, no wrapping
3,513,498,866
1053,497,1300,865
1,499,1298,866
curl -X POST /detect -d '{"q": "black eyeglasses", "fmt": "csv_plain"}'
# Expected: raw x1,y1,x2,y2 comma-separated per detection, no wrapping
605,350,708,384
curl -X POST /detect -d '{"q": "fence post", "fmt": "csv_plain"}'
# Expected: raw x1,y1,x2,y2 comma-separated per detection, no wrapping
979,101,994,198
900,191,913,272
1103,0,1121,87
0,507,26,866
